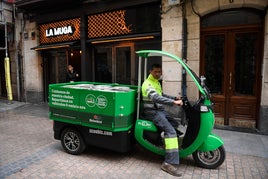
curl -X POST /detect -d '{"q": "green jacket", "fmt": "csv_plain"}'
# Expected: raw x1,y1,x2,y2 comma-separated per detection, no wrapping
142,74,175,109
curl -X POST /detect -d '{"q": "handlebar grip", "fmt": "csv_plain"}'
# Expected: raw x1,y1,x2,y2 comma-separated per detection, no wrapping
181,96,189,108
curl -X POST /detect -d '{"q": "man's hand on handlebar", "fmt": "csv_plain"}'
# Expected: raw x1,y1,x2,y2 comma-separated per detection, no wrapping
173,99,183,106
174,96,182,100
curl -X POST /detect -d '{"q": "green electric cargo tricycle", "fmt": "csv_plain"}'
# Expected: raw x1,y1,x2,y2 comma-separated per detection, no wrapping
49,50,225,169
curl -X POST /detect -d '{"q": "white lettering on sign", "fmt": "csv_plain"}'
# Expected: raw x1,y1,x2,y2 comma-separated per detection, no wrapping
138,121,152,128
46,25,74,37
51,89,86,110
89,129,112,136
89,118,102,124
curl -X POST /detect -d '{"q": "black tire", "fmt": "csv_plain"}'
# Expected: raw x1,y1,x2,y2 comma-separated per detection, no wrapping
61,128,86,155
192,145,226,169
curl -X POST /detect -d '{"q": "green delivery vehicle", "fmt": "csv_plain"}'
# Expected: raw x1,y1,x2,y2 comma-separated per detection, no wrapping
49,50,225,169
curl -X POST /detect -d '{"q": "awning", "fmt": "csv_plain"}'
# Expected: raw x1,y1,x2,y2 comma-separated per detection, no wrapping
31,41,78,51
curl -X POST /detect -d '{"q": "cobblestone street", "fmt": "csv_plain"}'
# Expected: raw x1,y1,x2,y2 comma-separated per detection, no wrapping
0,102,268,179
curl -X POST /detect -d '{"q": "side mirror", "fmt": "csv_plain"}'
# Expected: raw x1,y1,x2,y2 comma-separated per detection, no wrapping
200,76,206,87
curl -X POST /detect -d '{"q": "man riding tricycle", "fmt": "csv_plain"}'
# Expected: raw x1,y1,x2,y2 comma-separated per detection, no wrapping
49,50,225,176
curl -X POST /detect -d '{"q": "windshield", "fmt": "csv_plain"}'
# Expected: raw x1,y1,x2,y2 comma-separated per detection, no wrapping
136,50,208,98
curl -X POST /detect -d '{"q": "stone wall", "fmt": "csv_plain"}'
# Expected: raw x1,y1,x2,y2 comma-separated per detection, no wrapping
21,20,44,103
259,7,268,134
161,0,183,97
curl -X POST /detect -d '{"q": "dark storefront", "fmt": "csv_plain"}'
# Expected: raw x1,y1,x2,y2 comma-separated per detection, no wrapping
32,18,82,100
28,1,162,101
88,6,162,84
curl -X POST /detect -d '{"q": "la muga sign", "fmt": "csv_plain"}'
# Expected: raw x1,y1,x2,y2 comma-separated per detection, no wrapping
46,25,75,37
39,18,81,44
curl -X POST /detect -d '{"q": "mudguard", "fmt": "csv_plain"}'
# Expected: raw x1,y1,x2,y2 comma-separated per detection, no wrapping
197,133,224,151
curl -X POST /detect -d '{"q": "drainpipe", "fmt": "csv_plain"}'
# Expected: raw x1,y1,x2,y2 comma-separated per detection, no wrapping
181,17,187,96
12,3,22,101
181,2,187,125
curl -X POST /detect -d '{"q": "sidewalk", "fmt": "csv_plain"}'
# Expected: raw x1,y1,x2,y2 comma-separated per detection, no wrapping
0,99,27,112
0,99,49,117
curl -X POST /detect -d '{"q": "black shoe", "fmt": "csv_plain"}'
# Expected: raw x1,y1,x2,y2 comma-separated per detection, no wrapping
161,162,182,177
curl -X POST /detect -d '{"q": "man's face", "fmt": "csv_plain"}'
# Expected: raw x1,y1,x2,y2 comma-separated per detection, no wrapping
150,67,162,80
68,65,73,71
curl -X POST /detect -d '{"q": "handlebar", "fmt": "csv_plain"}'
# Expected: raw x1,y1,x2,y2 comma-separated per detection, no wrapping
181,96,190,110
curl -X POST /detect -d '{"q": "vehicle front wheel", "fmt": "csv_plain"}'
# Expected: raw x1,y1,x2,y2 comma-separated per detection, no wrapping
192,145,226,169
61,128,86,155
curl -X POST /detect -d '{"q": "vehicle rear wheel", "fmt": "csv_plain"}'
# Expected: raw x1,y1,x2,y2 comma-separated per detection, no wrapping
61,128,86,155
192,145,226,169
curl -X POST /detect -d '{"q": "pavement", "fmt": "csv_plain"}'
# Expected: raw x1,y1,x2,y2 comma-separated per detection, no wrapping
0,99,268,179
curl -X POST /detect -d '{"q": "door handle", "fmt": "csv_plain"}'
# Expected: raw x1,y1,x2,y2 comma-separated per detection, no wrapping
229,72,232,90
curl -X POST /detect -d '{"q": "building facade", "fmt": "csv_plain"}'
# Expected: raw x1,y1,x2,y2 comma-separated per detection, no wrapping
1,0,267,133
160,0,268,133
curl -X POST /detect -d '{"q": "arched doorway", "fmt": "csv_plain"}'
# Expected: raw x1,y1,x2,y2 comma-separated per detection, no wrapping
200,9,264,128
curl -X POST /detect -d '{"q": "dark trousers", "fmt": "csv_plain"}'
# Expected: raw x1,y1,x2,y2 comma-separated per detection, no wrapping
143,108,180,165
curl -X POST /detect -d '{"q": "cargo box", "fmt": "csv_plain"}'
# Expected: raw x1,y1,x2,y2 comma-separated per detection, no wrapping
49,82,138,132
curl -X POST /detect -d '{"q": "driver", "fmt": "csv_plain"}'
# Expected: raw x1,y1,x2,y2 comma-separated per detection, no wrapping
141,64,183,177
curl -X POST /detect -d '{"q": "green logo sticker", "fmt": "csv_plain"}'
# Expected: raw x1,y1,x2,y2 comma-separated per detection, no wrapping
96,95,107,108
85,94,96,107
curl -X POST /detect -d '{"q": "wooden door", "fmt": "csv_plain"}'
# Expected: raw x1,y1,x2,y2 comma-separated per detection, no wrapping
201,26,262,126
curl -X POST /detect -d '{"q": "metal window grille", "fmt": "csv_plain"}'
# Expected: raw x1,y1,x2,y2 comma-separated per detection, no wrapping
88,10,132,38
